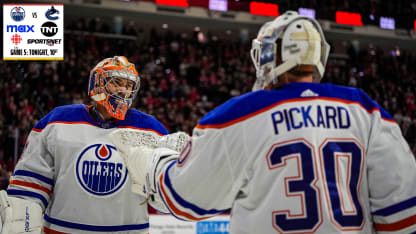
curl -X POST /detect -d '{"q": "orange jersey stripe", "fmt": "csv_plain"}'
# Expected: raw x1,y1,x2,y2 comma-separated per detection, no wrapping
374,214,416,231
10,180,52,195
196,97,395,130
43,226,69,234
159,173,206,221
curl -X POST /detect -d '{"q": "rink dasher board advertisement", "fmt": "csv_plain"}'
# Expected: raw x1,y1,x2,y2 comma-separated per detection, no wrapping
150,215,230,234
3,4,63,60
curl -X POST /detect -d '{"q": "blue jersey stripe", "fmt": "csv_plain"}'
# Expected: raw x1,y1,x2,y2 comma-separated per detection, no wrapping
157,183,189,222
33,104,95,130
7,189,48,207
163,161,228,216
44,214,149,231
198,83,394,127
13,170,53,185
157,161,193,222
373,196,416,217
33,104,168,135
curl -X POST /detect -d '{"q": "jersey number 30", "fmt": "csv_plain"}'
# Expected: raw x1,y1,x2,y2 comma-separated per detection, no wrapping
266,138,365,233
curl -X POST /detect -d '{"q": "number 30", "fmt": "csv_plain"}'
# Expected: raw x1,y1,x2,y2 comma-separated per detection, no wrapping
266,138,365,233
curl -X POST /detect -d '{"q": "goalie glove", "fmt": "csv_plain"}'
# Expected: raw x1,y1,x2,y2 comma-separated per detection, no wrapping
0,190,43,234
110,130,189,210
158,132,190,153
110,129,190,154
118,146,178,209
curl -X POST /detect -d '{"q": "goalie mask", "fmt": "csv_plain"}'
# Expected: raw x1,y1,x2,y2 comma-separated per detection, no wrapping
88,56,140,120
250,11,330,91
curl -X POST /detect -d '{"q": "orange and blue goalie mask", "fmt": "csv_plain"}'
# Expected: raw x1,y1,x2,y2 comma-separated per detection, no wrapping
88,56,140,120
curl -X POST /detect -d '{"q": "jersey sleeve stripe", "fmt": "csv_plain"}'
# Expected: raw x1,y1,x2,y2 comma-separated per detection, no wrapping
374,214,416,231
162,162,227,215
44,214,149,231
116,126,164,136
156,181,189,222
9,180,52,195
158,172,206,221
373,197,416,216
196,97,395,130
43,226,69,234
13,170,53,185
7,189,48,207
158,162,227,220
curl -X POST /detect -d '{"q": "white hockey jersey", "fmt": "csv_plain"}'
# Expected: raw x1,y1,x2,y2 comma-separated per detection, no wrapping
8,104,168,233
157,82,416,234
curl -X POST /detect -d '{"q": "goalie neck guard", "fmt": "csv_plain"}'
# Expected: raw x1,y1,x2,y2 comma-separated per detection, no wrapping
250,11,330,91
88,56,140,120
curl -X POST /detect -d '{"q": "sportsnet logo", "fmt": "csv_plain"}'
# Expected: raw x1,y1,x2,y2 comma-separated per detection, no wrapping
11,34,22,45
10,7,25,22
27,39,62,46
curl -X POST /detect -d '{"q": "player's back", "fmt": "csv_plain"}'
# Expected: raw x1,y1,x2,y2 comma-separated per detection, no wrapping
194,82,416,233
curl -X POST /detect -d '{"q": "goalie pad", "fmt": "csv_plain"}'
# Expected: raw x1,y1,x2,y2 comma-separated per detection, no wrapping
0,190,43,234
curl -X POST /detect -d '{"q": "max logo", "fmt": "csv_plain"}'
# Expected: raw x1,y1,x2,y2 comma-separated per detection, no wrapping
75,144,128,197
45,6,59,20
7,25,34,33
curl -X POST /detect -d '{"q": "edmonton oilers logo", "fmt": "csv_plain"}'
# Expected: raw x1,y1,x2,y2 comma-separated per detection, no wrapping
75,144,128,196
10,7,25,22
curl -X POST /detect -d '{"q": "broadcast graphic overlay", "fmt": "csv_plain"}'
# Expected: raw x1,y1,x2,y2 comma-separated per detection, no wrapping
3,4,64,60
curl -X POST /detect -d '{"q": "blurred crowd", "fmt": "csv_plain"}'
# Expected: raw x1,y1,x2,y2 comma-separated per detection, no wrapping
133,0,416,30
0,20,415,190
74,0,416,30
276,0,416,30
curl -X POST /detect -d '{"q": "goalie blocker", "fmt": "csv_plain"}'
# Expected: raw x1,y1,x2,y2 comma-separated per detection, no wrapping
0,190,43,234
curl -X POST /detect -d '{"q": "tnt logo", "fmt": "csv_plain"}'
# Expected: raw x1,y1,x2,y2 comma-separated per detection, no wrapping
75,144,128,196
10,7,25,22
11,34,22,45
40,22,58,37
6,25,35,33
